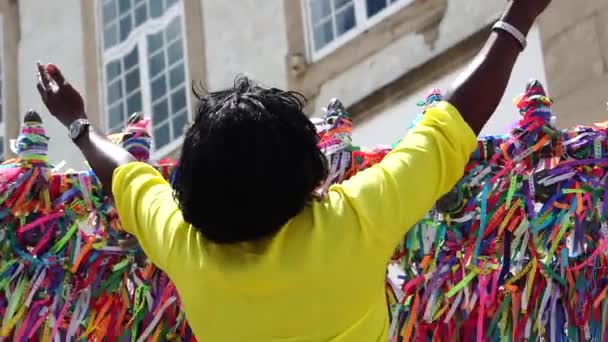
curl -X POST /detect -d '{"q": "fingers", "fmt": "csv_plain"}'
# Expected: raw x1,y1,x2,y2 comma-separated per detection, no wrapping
46,63,66,86
36,81,47,101
36,62,51,91
37,72,47,93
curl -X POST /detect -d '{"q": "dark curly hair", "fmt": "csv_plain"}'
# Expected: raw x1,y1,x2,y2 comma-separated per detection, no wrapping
172,76,328,244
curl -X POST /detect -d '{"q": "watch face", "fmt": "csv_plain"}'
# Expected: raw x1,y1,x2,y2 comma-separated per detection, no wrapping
70,123,80,139
69,119,90,139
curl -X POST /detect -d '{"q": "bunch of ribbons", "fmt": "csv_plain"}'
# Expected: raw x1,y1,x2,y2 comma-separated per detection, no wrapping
312,98,390,197
1,78,606,341
0,98,391,341
0,111,191,341
384,80,608,341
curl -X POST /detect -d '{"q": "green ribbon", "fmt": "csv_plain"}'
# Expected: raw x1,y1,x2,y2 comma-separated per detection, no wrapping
487,293,511,338
50,222,78,254
4,275,27,326
549,199,576,256
446,271,477,298
540,261,566,287
506,175,518,208
112,258,130,272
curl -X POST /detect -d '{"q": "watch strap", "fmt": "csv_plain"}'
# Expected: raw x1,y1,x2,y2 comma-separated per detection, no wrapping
493,21,527,50
69,118,91,140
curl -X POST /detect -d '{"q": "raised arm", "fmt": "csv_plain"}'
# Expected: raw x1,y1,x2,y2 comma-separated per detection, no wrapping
326,0,551,259
35,63,199,274
36,62,134,195
446,0,550,134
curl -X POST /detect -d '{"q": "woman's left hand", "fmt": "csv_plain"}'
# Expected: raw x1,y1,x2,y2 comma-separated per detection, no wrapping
36,62,87,128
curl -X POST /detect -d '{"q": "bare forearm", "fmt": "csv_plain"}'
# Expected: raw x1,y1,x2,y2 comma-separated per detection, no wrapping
445,4,536,135
74,128,135,195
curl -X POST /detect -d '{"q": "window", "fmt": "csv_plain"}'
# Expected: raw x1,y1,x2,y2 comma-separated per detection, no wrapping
304,0,413,60
100,0,189,155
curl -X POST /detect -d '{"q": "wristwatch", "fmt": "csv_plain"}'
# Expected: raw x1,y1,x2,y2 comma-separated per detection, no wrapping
68,118,91,141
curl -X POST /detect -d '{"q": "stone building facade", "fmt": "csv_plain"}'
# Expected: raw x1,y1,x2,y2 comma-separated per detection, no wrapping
0,0,602,167
538,0,608,129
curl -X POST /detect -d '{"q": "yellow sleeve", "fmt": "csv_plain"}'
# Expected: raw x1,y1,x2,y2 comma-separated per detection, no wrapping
111,162,204,276
328,101,477,255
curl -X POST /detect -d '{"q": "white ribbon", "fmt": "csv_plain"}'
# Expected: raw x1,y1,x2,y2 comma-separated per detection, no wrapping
25,268,46,307
536,281,553,333
66,288,91,340
136,296,178,342
444,291,463,323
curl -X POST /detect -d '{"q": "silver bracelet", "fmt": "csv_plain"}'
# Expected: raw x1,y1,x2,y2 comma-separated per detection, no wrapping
493,21,527,50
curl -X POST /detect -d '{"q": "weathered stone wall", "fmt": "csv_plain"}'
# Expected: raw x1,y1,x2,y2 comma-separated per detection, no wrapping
539,0,608,128
18,0,88,168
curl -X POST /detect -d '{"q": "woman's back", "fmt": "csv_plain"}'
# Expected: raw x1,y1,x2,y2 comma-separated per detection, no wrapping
176,204,389,341
111,101,477,341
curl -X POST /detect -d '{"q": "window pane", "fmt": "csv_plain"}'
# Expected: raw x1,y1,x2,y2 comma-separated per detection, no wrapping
109,126,122,134
109,103,124,129
165,17,181,42
127,92,143,114
313,20,333,50
172,110,187,138
100,2,189,145
310,0,331,23
151,74,167,99
107,80,123,104
149,0,163,18
147,31,164,55
149,52,165,77
135,3,148,26
103,24,118,49
118,0,132,12
123,46,139,70
167,39,183,65
125,69,140,93
334,0,352,10
154,123,170,148
366,0,388,17
169,63,185,88
165,0,179,9
105,60,121,81
153,99,169,124
102,0,118,24
119,15,133,41
0,104,3,124
335,5,355,35
171,87,187,113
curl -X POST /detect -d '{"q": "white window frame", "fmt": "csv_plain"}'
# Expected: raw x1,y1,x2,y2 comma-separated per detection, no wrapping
302,0,414,62
97,0,192,159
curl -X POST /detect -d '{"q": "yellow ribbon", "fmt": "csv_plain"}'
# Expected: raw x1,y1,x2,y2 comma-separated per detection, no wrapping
0,306,26,337
523,258,538,314
505,259,534,286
